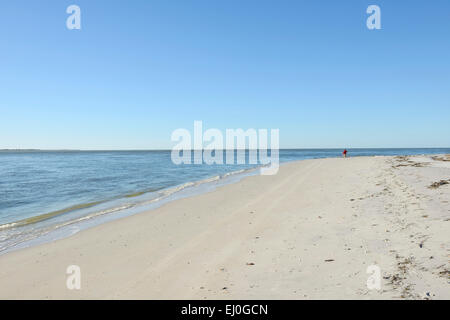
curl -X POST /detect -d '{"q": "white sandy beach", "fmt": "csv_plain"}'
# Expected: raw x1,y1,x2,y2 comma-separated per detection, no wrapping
0,155,448,299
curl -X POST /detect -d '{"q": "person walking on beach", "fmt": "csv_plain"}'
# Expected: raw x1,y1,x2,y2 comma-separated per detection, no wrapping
342,149,348,158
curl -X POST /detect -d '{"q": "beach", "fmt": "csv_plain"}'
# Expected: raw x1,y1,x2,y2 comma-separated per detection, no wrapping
0,155,448,299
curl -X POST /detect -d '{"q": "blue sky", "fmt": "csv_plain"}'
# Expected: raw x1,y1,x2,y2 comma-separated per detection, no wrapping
1,0,449,149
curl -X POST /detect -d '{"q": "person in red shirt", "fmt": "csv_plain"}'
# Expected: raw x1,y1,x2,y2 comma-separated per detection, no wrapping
342,149,348,158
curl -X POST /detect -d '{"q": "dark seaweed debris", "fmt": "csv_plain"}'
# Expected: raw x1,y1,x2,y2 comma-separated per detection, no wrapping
429,180,450,189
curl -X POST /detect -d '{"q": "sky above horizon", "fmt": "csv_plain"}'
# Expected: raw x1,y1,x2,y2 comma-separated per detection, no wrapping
1,0,449,149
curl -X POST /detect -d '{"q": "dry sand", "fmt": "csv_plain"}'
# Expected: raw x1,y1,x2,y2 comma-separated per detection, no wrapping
0,155,448,299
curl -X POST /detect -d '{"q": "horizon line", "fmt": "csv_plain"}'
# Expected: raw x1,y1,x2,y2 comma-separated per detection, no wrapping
1,147,450,152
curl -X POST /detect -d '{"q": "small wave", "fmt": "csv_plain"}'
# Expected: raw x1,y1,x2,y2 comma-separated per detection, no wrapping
222,169,246,177
0,200,104,230
124,187,163,198
161,181,196,196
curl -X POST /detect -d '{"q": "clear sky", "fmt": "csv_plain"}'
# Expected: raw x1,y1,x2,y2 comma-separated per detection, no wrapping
1,0,449,149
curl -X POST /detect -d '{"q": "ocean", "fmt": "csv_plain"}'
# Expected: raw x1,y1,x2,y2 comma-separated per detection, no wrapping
0,148,449,254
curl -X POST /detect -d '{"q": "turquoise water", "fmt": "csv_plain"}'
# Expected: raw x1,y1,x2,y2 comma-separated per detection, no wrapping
0,148,449,253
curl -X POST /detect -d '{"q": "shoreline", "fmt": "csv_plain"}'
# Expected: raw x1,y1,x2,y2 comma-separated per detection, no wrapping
0,153,426,255
0,154,448,299
0,165,262,255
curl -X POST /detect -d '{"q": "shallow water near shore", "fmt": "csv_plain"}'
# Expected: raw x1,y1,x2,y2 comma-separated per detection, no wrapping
0,148,449,254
